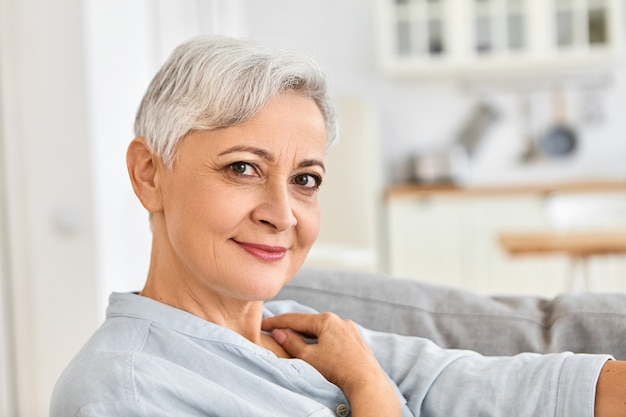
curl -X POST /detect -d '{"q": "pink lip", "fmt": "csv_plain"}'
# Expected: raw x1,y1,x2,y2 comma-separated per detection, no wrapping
234,240,288,262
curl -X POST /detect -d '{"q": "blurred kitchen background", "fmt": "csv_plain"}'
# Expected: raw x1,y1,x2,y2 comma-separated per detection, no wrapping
2,0,626,415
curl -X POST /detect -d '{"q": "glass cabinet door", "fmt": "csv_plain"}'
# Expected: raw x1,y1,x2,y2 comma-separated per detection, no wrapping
381,0,620,76
587,0,609,45
474,0,527,56
555,0,609,49
394,0,447,58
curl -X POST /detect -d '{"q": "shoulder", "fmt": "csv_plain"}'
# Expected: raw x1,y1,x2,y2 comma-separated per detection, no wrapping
50,293,167,416
51,347,138,416
51,294,272,416
50,313,153,416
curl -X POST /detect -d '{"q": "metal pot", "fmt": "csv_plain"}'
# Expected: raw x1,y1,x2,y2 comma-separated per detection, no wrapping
539,88,577,157
412,102,498,184
412,145,470,184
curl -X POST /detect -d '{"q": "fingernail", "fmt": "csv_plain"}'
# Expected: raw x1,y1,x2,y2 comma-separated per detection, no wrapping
272,329,288,345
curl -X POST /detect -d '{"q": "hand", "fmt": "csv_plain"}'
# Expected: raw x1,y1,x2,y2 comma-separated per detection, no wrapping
594,360,626,417
261,312,401,416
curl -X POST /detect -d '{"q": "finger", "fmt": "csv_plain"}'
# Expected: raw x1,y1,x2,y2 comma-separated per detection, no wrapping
262,313,324,336
270,329,309,358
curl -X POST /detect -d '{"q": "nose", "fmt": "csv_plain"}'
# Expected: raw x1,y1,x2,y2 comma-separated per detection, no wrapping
253,182,297,231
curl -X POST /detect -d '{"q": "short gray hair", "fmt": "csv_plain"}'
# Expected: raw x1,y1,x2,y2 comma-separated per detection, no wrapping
134,35,338,166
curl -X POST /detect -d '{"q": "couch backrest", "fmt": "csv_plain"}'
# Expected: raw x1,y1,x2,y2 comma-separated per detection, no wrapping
274,268,626,359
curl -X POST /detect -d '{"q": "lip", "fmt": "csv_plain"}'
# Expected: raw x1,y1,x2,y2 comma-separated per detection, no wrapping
233,240,288,262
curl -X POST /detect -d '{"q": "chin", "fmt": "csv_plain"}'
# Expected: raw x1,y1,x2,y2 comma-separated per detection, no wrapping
229,252,306,301
238,285,285,303
236,268,294,302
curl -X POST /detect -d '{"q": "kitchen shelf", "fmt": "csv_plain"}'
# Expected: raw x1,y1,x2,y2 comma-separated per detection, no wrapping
376,0,624,79
385,179,626,200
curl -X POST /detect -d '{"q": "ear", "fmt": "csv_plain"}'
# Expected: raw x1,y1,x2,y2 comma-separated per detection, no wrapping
126,137,164,213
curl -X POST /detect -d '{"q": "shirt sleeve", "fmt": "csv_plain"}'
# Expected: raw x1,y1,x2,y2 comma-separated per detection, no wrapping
361,327,612,417
264,299,612,417
74,400,174,417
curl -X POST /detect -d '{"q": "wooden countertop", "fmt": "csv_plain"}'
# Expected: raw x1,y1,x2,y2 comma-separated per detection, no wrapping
385,180,626,200
499,230,626,257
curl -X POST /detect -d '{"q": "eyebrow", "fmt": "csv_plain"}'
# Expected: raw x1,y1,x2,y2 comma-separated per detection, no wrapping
219,145,275,161
218,145,326,173
299,159,326,173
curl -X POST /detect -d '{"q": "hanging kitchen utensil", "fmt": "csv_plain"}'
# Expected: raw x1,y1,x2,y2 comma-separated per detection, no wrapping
412,101,498,184
519,93,541,163
539,88,577,157
456,102,499,157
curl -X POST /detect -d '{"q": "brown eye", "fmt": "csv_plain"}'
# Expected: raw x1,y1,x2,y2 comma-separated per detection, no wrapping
229,162,255,176
293,173,321,189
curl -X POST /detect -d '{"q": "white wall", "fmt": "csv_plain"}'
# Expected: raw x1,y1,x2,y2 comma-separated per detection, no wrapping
0,170,15,417
0,0,99,415
83,0,158,319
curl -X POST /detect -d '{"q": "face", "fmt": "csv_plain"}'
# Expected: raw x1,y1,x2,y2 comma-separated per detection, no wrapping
152,93,327,303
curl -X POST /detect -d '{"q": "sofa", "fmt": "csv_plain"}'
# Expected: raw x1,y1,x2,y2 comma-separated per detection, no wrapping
274,267,626,359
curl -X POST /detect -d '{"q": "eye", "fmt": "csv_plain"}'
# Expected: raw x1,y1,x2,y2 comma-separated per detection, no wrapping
229,162,258,177
293,173,322,189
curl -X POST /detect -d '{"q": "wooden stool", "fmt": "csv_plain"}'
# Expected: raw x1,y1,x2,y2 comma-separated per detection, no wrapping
498,230,626,291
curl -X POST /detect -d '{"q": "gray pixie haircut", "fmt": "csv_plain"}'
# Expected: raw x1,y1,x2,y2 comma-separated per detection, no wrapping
134,35,338,166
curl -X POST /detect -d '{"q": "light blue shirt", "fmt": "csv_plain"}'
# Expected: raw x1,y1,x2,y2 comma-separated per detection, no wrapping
51,292,611,417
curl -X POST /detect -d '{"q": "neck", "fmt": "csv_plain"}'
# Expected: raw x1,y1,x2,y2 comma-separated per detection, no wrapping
141,276,266,344
141,279,290,357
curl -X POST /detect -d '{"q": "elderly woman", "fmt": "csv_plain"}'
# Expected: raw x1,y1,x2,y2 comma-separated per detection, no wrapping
51,36,625,417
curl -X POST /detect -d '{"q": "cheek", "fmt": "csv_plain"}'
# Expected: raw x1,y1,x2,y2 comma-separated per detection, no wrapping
298,203,321,245
191,190,250,233
167,181,243,240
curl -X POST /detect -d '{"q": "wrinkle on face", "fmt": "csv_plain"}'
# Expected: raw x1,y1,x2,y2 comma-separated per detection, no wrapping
140,93,327,337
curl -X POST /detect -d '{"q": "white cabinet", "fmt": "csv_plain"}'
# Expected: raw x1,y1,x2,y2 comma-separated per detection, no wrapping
386,185,626,297
376,0,624,78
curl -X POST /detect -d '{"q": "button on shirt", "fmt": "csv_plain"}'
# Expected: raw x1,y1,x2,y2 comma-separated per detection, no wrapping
51,293,611,417
335,403,350,416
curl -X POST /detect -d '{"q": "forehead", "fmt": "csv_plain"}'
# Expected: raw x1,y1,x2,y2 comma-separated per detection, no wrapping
180,94,328,161
237,93,327,142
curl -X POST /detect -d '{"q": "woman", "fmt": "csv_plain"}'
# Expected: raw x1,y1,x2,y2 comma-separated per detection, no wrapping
51,35,625,417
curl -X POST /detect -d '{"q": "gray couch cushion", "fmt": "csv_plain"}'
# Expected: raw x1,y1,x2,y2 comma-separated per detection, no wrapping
274,268,626,359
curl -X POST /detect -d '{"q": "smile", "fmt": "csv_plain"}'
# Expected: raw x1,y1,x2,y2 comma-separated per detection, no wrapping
233,240,288,262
